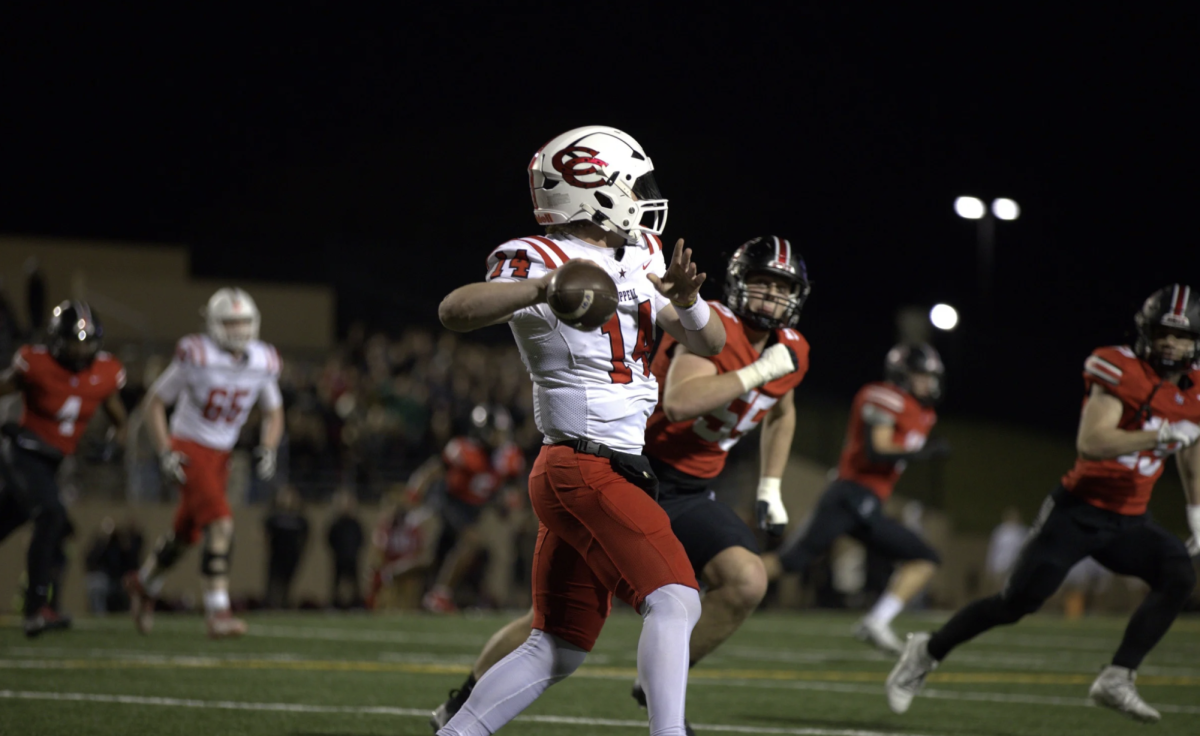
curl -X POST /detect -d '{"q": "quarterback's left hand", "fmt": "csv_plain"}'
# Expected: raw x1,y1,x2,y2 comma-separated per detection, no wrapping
756,478,788,537
255,446,277,481
648,238,707,307
1187,505,1200,557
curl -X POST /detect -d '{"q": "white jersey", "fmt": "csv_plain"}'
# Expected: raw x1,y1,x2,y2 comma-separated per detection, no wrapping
150,333,283,452
487,232,669,453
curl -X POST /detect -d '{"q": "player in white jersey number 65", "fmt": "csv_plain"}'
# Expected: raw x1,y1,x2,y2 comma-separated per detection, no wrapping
124,288,285,639
436,125,725,736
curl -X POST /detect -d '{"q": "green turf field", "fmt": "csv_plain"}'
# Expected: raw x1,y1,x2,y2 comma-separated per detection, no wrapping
2,610,1198,735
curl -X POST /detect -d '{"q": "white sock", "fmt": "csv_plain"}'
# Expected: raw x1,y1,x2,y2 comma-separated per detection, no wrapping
439,629,586,736
638,584,701,736
203,589,230,615
866,592,904,626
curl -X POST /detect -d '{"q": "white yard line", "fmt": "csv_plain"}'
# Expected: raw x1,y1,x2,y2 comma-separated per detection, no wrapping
0,690,931,736
708,678,1200,715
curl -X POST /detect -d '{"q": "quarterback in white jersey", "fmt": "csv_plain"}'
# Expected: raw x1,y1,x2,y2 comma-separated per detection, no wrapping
486,230,670,453
433,126,724,736
125,288,285,639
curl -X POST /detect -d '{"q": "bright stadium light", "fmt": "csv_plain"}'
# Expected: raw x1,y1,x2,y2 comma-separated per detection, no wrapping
954,196,985,219
930,303,959,331
992,197,1020,221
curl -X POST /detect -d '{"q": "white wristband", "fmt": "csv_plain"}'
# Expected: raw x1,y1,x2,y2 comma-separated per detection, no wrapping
675,299,710,332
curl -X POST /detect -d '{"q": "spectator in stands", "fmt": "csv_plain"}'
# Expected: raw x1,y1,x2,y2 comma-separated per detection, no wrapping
263,485,309,609
985,506,1028,593
327,488,365,608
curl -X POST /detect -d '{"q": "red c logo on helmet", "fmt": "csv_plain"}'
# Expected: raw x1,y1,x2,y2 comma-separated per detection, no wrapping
551,146,610,189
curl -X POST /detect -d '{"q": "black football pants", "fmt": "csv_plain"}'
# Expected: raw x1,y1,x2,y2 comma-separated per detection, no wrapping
0,444,67,616
928,486,1196,669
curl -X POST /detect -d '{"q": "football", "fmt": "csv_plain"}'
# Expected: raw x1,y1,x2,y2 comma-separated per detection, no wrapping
546,259,619,330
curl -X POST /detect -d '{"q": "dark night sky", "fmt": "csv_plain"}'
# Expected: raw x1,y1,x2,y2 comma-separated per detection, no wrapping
3,5,1197,434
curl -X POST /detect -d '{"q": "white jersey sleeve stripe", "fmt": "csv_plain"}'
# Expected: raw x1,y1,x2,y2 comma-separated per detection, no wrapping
863,386,906,413
518,238,563,269
1085,355,1122,385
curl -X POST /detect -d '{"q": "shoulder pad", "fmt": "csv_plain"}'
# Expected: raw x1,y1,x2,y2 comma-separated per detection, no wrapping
860,383,907,414
1085,346,1138,387
487,236,569,281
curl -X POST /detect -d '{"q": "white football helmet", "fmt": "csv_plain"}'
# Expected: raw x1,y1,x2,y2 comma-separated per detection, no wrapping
204,287,260,352
528,126,667,244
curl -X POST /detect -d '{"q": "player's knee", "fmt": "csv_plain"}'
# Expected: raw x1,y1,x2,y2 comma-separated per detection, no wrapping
1160,556,1197,602
544,632,588,679
201,524,234,577
204,518,234,553
712,551,768,613
154,533,186,569
996,590,1042,622
914,547,941,566
642,583,702,630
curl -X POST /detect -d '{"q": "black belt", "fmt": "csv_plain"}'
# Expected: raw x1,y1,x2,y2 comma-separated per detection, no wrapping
552,439,659,498
554,439,618,458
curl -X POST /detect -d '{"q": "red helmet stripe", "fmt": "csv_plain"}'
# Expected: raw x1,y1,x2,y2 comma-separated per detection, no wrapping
1174,284,1190,317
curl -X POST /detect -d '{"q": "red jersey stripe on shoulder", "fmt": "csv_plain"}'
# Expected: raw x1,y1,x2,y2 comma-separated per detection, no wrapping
647,233,662,254
518,238,560,270
528,235,569,265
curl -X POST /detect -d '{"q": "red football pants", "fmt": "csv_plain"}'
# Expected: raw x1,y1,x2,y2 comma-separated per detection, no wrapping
529,445,697,651
170,437,232,545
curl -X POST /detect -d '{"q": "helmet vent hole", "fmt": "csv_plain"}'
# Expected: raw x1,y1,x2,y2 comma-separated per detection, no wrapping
543,179,560,190
595,192,614,209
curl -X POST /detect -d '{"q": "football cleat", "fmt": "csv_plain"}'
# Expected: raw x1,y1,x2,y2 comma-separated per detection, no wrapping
885,632,937,714
853,617,904,656
429,686,472,733
205,610,248,639
422,587,458,614
1089,665,1161,724
631,681,696,736
123,571,155,634
23,607,71,638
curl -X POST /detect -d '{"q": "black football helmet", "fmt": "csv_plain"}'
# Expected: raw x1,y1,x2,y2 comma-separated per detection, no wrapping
1134,284,1200,373
884,343,944,406
723,236,812,331
468,404,513,449
47,301,103,372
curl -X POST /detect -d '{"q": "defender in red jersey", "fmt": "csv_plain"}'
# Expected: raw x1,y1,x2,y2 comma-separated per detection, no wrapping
0,302,127,637
433,236,810,735
414,405,526,613
767,343,948,655
887,285,1200,724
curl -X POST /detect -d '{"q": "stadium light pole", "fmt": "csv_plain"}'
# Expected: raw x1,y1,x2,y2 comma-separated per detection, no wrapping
954,196,1019,306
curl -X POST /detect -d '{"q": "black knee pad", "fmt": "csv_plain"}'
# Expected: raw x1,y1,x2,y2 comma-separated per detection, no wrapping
914,546,942,565
1160,556,1197,601
200,528,234,577
996,590,1042,622
154,533,185,569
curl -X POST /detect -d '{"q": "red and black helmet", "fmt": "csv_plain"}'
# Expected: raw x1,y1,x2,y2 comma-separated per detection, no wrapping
1134,284,1200,372
47,300,103,373
723,236,812,331
885,343,944,406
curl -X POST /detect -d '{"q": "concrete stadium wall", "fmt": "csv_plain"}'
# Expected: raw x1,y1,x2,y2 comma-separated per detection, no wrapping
0,235,335,351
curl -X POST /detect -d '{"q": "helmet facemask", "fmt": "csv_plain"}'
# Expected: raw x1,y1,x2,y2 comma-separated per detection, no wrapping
726,272,809,331
206,288,261,353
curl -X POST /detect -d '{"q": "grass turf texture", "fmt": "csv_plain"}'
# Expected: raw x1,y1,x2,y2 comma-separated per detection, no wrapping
2,611,1199,735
